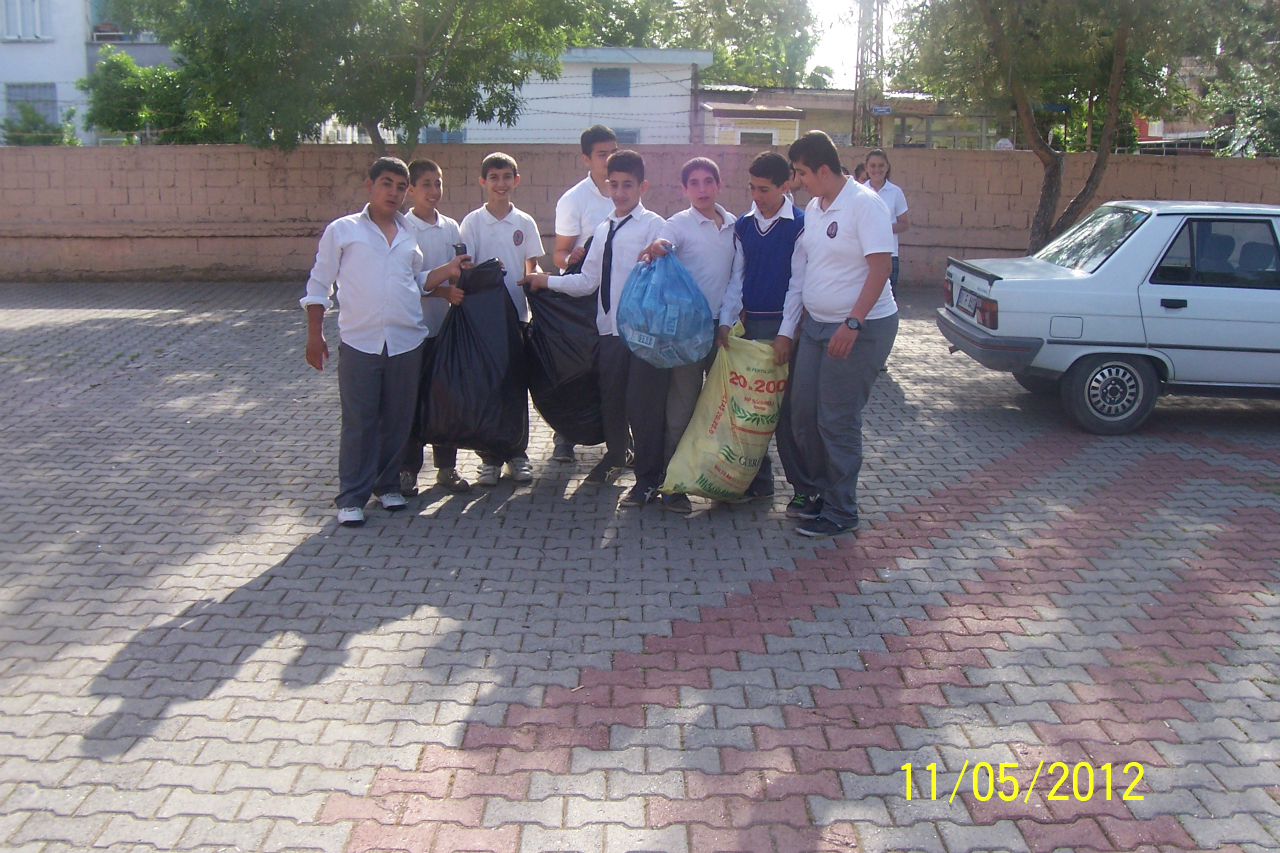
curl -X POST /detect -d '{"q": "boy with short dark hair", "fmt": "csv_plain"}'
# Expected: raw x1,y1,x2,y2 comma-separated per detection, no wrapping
522,150,665,504
781,130,897,539
548,124,619,463
640,156,737,513
458,152,546,486
399,158,472,496
716,151,808,501
302,156,468,526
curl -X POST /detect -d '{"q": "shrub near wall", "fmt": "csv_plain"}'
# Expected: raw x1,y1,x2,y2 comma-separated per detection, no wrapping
3,144,1280,283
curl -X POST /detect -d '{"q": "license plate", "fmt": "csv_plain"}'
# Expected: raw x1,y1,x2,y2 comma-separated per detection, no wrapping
956,288,980,315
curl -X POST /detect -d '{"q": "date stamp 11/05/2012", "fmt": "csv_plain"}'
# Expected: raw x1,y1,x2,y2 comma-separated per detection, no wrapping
900,761,1147,803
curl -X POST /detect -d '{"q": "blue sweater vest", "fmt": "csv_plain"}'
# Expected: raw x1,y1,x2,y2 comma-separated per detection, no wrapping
733,206,805,319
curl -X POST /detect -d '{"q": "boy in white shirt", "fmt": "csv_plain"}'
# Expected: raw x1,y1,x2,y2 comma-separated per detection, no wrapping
548,125,618,464
458,152,546,486
522,150,665,505
301,157,468,527
399,158,472,497
640,157,736,514
779,131,898,539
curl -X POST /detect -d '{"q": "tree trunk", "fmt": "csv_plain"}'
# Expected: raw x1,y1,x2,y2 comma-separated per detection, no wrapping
1085,90,1094,152
1045,20,1132,245
363,119,388,157
975,0,1064,252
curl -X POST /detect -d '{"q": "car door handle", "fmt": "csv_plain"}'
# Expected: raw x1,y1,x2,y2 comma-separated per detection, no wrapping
1160,298,1188,309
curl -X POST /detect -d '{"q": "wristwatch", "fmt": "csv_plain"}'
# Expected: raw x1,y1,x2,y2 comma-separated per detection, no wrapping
844,316,862,331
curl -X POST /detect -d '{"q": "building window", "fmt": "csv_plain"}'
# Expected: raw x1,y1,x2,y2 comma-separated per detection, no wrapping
738,131,775,146
3,0,47,39
5,83,56,123
615,129,640,144
592,68,630,98
419,125,466,144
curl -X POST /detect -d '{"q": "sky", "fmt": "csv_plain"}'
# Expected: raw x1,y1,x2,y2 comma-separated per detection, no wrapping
807,0,887,89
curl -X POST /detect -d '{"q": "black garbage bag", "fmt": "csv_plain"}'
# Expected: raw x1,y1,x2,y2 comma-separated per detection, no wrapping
523,284,605,447
422,258,528,459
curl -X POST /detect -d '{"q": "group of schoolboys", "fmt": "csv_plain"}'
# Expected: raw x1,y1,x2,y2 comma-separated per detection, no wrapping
304,126,898,540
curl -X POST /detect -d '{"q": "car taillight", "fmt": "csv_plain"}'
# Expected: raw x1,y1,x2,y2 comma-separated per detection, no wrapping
976,297,998,329
944,278,953,307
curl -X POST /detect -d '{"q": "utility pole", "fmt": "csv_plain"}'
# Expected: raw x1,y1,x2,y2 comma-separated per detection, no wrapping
853,0,884,147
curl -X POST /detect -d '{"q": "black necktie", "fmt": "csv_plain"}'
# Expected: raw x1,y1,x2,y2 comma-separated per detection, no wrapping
600,214,632,314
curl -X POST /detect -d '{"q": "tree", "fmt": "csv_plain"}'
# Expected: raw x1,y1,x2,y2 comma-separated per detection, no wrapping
1,103,80,146
894,0,1217,251
107,0,582,153
568,0,830,89
78,47,241,144
1207,66,1280,157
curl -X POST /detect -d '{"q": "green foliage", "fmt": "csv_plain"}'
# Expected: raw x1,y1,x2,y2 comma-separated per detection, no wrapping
568,0,827,89
106,0,580,150
1207,66,1280,157
78,47,240,143
1,103,81,146
892,0,1211,151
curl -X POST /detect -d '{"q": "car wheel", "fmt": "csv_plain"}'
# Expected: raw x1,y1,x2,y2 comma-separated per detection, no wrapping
1013,371,1061,398
1061,354,1159,435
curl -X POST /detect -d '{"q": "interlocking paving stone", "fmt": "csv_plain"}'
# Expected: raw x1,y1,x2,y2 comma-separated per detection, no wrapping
2,284,1279,852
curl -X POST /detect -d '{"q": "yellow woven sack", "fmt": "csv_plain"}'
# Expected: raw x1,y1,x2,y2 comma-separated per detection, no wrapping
659,330,788,501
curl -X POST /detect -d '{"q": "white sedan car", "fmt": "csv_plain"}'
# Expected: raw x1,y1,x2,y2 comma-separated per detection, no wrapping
936,200,1280,434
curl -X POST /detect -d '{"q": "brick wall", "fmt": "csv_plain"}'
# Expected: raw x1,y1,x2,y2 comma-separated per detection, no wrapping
3,144,1280,284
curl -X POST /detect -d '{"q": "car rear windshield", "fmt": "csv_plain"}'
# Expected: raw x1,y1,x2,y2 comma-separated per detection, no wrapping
1034,206,1150,273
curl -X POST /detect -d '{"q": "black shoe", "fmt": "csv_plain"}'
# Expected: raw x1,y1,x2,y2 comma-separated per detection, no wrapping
584,458,624,484
796,517,856,539
620,484,654,507
551,441,576,463
786,495,823,519
661,493,693,514
742,483,775,501
399,471,420,498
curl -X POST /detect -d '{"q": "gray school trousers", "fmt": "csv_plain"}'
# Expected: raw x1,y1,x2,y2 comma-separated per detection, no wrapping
788,313,898,526
664,349,716,463
336,341,423,509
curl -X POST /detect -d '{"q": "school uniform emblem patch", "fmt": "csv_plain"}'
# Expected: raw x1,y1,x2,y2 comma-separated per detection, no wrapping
513,230,524,246
826,222,838,238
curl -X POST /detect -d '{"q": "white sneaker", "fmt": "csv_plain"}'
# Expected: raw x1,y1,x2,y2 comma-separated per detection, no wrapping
337,507,365,526
377,493,407,511
507,458,534,483
475,464,501,487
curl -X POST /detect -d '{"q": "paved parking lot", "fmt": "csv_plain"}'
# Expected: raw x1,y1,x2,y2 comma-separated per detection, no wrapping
1,282,1278,853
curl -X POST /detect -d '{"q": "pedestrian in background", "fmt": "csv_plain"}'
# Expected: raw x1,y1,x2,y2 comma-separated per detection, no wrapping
863,148,909,292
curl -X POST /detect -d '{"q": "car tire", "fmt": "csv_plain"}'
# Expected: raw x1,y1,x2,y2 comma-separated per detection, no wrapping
1013,371,1061,398
1061,354,1159,435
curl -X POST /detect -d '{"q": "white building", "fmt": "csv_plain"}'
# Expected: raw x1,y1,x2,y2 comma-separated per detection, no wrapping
463,47,714,145
1,0,170,143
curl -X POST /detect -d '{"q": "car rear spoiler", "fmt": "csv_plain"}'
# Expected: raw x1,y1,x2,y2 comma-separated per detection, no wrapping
946,257,1003,285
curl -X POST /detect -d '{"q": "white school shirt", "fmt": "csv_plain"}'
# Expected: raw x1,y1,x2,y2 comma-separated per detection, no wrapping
301,205,428,356
868,179,909,256
780,178,896,339
547,202,665,336
720,201,797,327
657,204,737,316
554,175,614,254
459,204,545,323
404,209,462,338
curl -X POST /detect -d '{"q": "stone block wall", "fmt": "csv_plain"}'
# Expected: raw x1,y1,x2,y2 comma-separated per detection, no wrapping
3,143,1279,284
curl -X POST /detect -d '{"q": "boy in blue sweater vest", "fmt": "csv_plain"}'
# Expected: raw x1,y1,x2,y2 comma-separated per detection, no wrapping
716,152,810,502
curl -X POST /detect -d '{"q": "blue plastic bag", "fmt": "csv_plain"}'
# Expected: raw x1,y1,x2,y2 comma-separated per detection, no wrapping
616,253,715,369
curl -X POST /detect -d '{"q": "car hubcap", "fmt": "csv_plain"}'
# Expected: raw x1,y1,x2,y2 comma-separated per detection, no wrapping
1086,363,1141,420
